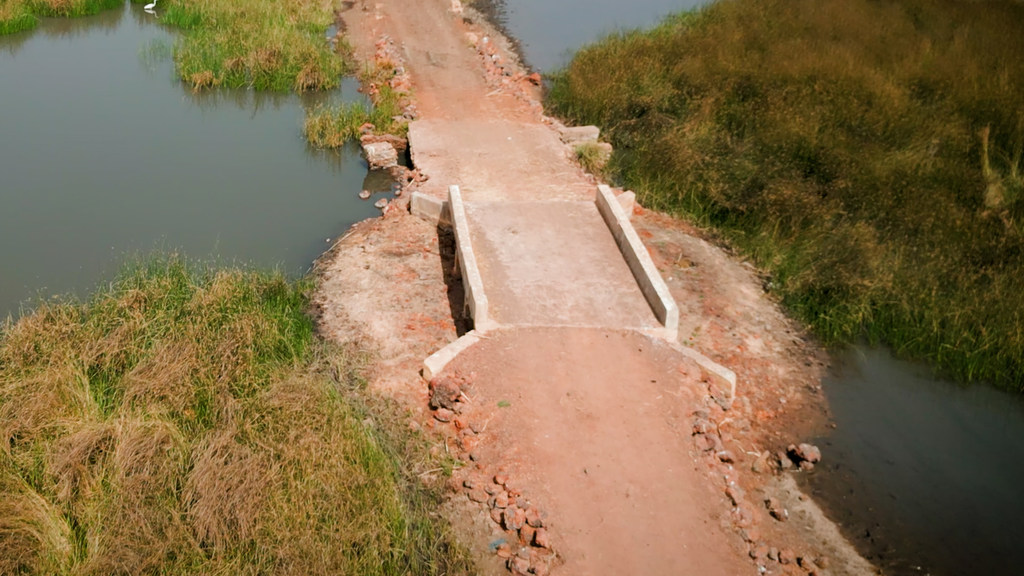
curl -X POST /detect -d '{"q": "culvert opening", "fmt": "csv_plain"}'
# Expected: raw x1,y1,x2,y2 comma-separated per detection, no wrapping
438,225,473,336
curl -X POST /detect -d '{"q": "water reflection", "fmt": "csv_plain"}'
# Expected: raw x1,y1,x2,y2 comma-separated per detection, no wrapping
361,166,403,197
185,85,300,116
0,2,375,320
804,347,1024,575
182,77,368,119
47,9,124,37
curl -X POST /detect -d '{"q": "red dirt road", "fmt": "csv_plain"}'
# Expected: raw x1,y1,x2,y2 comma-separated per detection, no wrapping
446,327,750,575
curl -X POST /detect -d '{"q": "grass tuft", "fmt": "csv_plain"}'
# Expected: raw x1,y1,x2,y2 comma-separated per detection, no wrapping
305,65,410,148
1,0,350,94
574,141,611,176
162,0,350,91
0,254,472,574
26,0,120,18
0,0,38,35
548,0,1024,389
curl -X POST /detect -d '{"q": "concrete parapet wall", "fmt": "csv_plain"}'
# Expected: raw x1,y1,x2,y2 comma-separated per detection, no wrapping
674,344,737,406
448,185,493,331
595,184,679,340
423,330,483,380
410,191,451,226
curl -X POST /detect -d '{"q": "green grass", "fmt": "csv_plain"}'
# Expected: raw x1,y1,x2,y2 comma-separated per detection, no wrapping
27,0,119,18
305,64,410,148
0,255,472,575
548,0,1024,389
304,86,405,147
158,0,350,91
0,0,350,92
0,0,38,34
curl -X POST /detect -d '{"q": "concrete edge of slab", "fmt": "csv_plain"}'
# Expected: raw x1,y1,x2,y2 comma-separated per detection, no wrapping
673,343,737,406
489,321,673,340
616,190,636,217
595,184,679,341
448,185,494,331
423,330,484,380
410,191,451,226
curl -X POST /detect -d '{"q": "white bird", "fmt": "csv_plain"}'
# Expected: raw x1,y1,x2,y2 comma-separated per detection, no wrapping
143,0,157,11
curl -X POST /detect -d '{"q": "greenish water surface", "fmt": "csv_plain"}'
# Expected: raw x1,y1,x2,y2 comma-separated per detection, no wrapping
475,0,706,71
805,347,1024,575
0,3,380,319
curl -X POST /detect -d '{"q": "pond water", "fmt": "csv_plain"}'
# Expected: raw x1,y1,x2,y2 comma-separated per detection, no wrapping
804,347,1024,575
480,2,1024,574
475,0,705,72
0,3,381,320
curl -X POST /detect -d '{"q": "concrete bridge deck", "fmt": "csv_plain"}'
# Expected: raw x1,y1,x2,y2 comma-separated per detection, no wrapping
408,118,677,338
463,200,660,331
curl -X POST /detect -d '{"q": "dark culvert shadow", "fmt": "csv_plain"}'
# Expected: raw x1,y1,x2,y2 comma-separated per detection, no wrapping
437,225,473,337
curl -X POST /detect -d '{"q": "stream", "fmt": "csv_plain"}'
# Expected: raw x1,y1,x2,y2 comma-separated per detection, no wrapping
0,2,383,320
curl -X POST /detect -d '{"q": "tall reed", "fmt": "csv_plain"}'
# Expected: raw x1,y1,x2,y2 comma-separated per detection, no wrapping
548,0,1024,389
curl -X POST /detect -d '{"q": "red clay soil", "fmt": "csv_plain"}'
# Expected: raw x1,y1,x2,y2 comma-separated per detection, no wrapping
440,327,750,575
314,1,878,575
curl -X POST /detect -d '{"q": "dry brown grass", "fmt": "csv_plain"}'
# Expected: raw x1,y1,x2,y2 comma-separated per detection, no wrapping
0,468,71,575
0,256,471,575
122,340,200,415
187,70,218,91
21,0,120,18
549,0,1024,387
185,429,275,548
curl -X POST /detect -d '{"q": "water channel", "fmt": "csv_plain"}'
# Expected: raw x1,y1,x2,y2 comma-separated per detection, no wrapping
480,1,1024,574
3,1,1023,574
475,0,701,72
0,3,381,320
805,347,1024,575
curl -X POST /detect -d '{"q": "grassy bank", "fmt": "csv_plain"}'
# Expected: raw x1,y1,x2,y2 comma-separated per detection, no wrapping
548,0,1024,389
0,0,123,34
0,0,349,91
0,0,37,34
305,55,412,148
159,0,349,91
0,257,471,574
304,82,406,148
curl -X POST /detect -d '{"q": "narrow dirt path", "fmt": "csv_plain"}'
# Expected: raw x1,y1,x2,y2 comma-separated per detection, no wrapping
319,1,877,575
